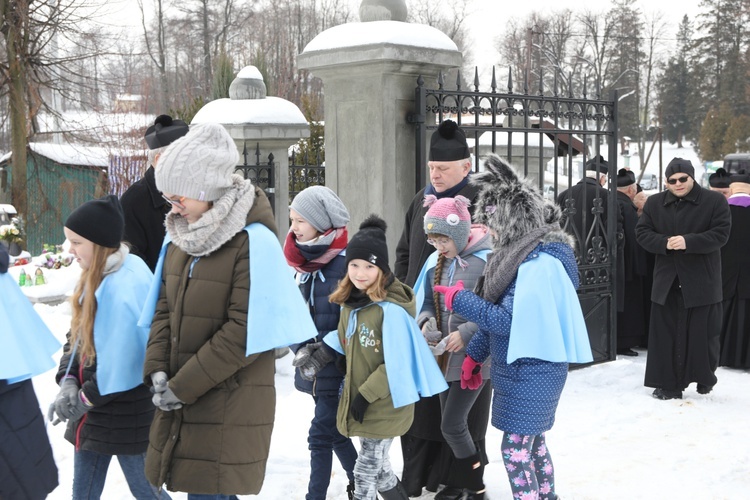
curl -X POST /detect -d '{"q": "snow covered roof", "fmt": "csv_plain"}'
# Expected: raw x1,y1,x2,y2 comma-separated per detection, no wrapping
0,142,144,168
302,21,458,53
191,96,307,126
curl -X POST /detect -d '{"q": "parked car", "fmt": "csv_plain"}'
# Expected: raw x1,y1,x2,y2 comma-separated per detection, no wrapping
723,153,750,174
639,173,658,190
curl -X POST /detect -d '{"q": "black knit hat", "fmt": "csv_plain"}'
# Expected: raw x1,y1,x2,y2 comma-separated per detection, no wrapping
665,157,695,180
616,168,636,187
144,114,189,150
585,155,609,175
708,168,731,188
65,195,124,248
346,214,390,274
429,120,470,162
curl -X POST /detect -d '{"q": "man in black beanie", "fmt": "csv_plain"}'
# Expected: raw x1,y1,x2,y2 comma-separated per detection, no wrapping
394,119,490,498
120,115,189,271
636,157,731,400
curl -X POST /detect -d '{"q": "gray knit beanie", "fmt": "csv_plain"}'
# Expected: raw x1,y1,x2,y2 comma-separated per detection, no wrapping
155,122,240,202
290,186,350,232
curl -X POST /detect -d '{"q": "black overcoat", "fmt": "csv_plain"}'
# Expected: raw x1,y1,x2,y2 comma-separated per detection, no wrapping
635,184,731,308
720,203,750,301
120,166,170,272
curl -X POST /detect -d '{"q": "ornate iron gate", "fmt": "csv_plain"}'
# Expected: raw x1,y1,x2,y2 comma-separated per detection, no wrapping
234,142,275,211
411,69,619,364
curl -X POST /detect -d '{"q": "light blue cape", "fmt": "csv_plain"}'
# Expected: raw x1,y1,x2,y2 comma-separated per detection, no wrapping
95,254,153,394
139,223,317,356
507,252,593,364
0,272,61,383
324,302,448,408
413,248,490,313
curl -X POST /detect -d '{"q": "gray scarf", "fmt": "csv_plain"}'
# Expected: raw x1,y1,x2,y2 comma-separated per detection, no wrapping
478,224,558,303
165,174,256,257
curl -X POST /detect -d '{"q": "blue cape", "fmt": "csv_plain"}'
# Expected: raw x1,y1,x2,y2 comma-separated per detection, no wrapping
139,223,317,356
0,272,61,383
413,248,490,313
507,252,593,364
95,254,153,394
324,302,448,408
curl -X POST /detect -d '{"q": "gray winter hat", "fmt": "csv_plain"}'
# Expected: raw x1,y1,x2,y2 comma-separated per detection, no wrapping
155,122,240,202
290,186,350,232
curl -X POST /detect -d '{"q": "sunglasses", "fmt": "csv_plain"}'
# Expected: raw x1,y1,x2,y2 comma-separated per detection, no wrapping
161,194,186,209
667,176,690,185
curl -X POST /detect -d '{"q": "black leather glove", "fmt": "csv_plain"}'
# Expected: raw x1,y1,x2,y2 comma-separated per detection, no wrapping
350,393,370,424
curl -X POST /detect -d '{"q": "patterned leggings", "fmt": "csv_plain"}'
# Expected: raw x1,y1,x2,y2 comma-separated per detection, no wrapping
353,437,398,500
501,432,557,500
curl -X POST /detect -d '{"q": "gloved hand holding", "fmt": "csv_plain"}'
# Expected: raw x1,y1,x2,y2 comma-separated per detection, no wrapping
152,385,184,411
420,317,442,345
292,344,314,369
47,377,80,425
66,390,94,422
150,371,168,394
433,280,465,311
350,393,370,424
460,355,483,390
298,342,334,381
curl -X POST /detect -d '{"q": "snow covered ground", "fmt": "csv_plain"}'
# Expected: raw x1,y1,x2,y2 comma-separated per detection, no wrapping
24,297,750,500
16,140,748,498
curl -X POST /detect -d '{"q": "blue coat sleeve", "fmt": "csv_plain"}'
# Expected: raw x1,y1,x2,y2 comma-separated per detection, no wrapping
452,289,514,364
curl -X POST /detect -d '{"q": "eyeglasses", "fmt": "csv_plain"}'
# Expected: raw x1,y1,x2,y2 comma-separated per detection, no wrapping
161,194,186,209
667,176,690,185
427,237,452,247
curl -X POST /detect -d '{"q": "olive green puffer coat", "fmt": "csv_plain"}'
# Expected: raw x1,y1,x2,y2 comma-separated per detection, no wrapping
143,187,276,495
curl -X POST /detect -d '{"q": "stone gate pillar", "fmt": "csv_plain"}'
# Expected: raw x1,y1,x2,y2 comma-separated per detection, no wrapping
192,66,310,238
298,18,461,263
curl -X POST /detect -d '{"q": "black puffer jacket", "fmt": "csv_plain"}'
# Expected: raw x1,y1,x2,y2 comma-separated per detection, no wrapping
55,337,154,455
0,379,59,499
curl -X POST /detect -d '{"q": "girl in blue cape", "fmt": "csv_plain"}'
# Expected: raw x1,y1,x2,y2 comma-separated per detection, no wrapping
47,195,169,499
324,215,448,500
435,156,593,500
0,244,60,499
412,195,492,499
283,186,358,500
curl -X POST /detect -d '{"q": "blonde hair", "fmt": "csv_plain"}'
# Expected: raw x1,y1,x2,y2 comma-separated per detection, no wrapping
68,244,117,365
330,268,390,305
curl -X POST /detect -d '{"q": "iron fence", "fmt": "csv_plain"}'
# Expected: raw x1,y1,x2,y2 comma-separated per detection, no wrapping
411,67,619,363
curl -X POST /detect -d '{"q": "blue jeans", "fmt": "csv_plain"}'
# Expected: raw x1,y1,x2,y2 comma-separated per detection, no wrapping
307,394,358,500
73,450,170,500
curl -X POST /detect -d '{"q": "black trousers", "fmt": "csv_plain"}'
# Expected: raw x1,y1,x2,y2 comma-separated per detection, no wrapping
645,284,721,391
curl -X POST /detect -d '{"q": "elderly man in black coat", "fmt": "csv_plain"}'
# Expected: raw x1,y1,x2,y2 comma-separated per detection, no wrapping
395,119,490,498
636,158,731,400
615,169,649,355
120,115,189,271
718,171,750,368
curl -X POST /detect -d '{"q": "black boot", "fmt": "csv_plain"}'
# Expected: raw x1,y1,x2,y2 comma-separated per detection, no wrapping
347,480,355,500
379,478,410,500
453,454,486,499
434,486,464,499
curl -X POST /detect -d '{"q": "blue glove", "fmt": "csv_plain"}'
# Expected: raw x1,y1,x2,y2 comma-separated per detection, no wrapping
152,385,184,411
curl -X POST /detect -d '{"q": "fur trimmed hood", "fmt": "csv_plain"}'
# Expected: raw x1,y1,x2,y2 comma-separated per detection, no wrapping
471,154,574,249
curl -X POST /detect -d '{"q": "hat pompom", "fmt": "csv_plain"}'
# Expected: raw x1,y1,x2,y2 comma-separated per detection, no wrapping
359,214,387,232
437,119,459,139
454,195,471,211
154,114,173,128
